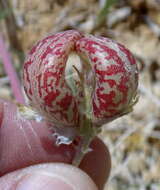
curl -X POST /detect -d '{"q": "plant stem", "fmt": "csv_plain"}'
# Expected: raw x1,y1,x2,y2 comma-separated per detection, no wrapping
0,0,24,63
0,34,25,104
72,116,100,166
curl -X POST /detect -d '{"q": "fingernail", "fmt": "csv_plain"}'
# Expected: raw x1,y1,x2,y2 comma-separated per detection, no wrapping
16,173,73,190
0,163,98,190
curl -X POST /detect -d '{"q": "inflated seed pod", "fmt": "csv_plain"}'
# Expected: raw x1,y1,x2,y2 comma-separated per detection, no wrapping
23,30,138,127
75,35,138,124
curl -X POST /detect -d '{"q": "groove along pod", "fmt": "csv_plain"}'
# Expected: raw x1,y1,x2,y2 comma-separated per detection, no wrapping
23,30,138,128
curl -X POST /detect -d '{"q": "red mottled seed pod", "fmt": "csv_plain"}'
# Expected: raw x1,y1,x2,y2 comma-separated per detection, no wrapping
23,30,138,127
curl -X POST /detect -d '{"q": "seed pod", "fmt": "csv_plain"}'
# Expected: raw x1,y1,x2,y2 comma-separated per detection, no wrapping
23,30,138,127
75,35,138,124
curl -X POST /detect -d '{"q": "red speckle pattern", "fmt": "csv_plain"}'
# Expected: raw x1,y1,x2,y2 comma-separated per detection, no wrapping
75,35,138,124
23,30,138,127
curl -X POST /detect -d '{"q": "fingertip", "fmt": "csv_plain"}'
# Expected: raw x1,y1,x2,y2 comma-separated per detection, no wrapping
0,163,98,190
0,100,74,175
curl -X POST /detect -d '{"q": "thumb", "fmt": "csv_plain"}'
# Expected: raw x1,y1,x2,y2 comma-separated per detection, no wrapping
0,163,98,190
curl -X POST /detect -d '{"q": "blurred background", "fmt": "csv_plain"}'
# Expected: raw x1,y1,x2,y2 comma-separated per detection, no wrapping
0,0,160,189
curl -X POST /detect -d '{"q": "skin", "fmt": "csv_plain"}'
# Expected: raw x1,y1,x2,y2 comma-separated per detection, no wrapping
0,99,111,190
